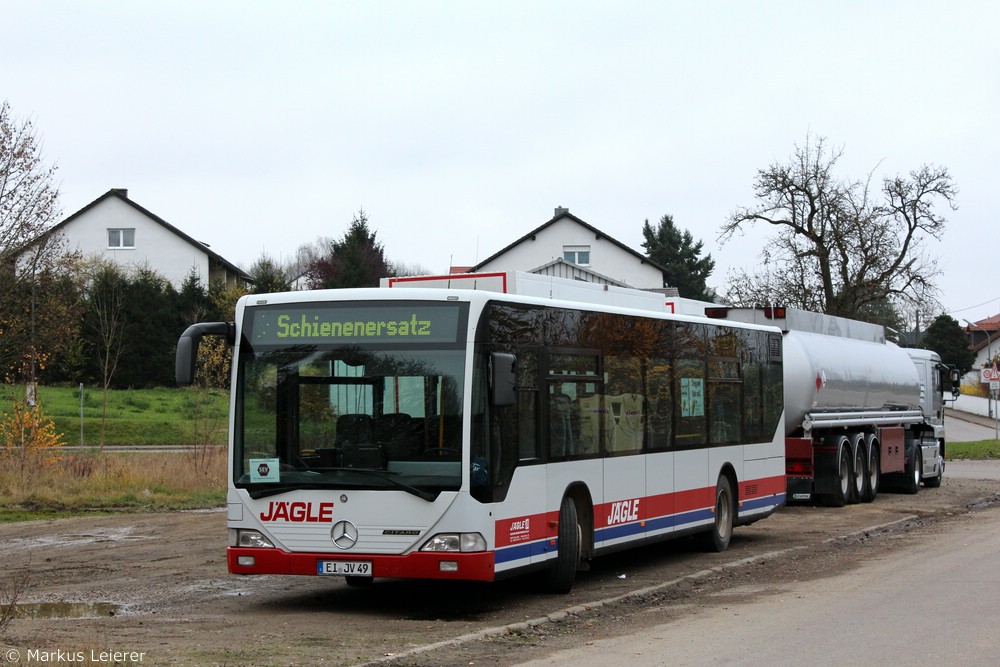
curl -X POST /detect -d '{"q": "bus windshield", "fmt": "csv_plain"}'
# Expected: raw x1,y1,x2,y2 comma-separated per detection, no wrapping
234,301,468,500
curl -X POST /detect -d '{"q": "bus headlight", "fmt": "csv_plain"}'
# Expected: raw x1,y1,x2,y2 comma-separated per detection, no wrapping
237,529,275,549
420,533,487,552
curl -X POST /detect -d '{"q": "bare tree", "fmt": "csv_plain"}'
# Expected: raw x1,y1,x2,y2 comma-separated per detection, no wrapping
87,262,127,450
390,260,433,277
278,237,331,288
720,134,957,324
0,101,61,265
0,553,31,635
0,101,64,391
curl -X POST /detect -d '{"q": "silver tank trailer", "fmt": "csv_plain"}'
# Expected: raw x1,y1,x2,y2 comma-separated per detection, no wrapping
782,329,922,437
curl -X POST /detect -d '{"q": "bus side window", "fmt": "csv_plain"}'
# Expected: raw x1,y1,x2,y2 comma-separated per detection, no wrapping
606,355,643,455
549,384,575,457
516,349,540,460
647,359,672,450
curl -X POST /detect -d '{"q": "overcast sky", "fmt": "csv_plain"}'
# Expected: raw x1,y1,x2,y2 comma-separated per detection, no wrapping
6,1,998,325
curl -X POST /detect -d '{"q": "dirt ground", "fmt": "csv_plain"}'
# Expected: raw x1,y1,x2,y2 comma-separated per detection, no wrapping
2,467,999,667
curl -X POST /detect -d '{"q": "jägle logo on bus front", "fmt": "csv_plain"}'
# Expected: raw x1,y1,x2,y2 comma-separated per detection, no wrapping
259,501,334,523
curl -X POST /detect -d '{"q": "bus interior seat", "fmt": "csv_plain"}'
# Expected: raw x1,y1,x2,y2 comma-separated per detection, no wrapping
376,413,417,458
335,414,374,446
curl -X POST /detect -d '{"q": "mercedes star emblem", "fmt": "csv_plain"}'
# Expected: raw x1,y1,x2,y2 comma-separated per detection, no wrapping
331,520,359,550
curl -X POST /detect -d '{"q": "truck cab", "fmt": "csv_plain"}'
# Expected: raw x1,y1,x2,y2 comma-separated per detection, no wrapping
904,348,960,487
905,349,961,426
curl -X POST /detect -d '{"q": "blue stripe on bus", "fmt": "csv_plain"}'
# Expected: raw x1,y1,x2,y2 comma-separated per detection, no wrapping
494,539,548,565
741,493,785,512
597,506,715,544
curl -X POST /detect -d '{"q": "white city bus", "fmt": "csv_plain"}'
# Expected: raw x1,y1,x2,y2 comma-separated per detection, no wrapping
175,272,785,593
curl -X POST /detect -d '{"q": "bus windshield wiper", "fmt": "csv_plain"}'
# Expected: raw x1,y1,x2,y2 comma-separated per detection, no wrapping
246,485,311,499
242,471,438,502
338,468,438,502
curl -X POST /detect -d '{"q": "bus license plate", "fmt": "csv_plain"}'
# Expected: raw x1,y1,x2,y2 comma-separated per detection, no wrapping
318,560,372,576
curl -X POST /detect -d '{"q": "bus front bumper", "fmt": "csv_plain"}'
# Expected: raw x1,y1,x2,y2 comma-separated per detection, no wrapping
227,547,496,582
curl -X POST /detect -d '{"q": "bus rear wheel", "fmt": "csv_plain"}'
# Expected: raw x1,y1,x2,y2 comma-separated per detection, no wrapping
701,475,734,553
545,496,581,594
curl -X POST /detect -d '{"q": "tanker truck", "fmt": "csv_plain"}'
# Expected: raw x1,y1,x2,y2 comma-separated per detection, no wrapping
382,273,959,507
706,306,960,506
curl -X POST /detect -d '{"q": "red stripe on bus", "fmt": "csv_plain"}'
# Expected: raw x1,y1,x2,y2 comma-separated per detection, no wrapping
497,474,785,540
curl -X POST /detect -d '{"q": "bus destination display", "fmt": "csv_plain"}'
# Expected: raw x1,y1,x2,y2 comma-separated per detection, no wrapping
248,302,464,345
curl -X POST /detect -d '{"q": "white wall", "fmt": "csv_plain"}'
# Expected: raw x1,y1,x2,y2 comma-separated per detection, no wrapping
953,394,995,418
59,197,210,287
476,217,663,288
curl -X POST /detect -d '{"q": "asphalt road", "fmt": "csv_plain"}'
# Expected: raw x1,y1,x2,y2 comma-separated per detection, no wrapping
515,496,1000,667
512,450,1000,667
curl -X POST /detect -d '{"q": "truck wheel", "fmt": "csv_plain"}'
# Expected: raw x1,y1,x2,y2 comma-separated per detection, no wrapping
545,496,580,594
851,443,866,504
903,449,922,495
823,446,852,507
701,475,734,552
862,445,880,502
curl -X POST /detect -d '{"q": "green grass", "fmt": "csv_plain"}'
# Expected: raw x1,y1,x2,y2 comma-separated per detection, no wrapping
948,440,1000,459
1,385,229,520
1,384,228,447
1,384,997,523
0,450,227,522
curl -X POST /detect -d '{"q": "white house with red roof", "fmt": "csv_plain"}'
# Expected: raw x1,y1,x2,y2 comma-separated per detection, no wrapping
965,314,1000,371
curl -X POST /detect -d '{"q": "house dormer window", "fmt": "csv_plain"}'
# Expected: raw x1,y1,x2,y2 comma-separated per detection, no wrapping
108,228,135,249
563,245,590,266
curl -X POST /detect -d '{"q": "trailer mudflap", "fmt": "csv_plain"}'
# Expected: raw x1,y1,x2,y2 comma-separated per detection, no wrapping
811,438,842,496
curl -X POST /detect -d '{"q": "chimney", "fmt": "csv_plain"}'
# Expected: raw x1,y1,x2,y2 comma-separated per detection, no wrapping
554,206,569,217
111,188,128,198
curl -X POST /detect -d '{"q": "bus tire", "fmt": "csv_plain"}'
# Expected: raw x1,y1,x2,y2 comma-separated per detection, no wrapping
862,443,880,503
701,475,734,553
545,496,580,594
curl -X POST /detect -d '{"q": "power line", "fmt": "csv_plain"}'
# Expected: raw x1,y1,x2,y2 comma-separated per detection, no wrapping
950,296,1000,315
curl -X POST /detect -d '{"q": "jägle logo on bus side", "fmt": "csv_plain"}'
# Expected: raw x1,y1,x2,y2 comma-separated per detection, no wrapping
259,501,334,523
606,498,640,526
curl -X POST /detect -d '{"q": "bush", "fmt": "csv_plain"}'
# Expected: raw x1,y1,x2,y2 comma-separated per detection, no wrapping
0,402,64,479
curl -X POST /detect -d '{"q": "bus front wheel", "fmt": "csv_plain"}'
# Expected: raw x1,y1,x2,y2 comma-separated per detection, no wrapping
545,496,581,594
